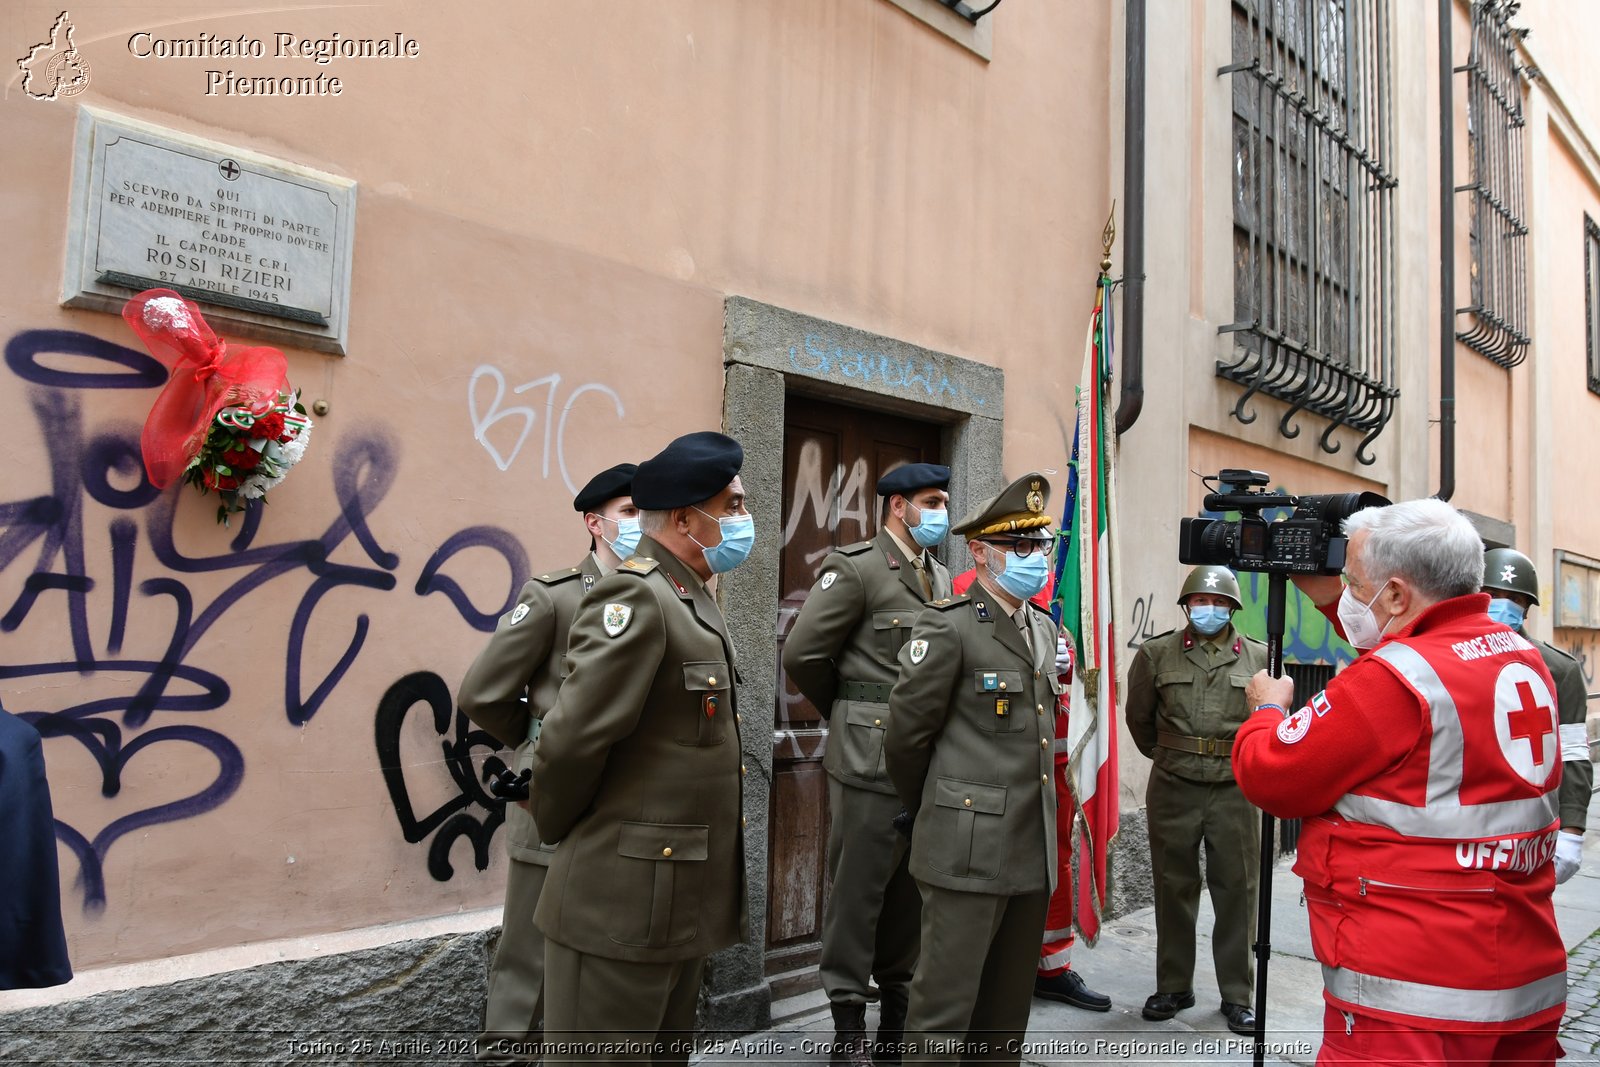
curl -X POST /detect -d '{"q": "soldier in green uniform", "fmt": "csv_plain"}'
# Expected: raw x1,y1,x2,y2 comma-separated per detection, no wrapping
1482,548,1592,883
1124,565,1267,1036
457,462,638,1065
783,462,954,1066
884,472,1060,1067
531,431,751,1065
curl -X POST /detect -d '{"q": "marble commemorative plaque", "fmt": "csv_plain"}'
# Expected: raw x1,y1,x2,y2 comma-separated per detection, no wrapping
64,108,356,354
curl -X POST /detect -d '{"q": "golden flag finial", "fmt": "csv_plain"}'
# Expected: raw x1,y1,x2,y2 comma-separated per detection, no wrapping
1100,201,1117,274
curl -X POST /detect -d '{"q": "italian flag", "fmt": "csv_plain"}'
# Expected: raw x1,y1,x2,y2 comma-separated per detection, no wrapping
1052,273,1120,945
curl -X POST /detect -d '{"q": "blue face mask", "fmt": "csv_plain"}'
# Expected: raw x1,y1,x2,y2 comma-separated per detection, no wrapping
691,508,756,573
1487,597,1526,631
598,515,641,560
994,549,1050,601
907,502,949,548
1187,605,1231,637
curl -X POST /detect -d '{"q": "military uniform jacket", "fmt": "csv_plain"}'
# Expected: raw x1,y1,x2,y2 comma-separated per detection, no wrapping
783,530,953,795
1124,624,1269,784
457,555,602,865
1528,633,1593,831
883,590,1058,897
531,535,748,964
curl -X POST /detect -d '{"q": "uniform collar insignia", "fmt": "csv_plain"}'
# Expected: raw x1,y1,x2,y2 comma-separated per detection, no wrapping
667,572,689,596
885,552,901,570
1182,631,1194,650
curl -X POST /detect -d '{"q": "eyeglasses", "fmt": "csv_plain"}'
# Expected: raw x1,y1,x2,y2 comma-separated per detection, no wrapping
980,536,1055,558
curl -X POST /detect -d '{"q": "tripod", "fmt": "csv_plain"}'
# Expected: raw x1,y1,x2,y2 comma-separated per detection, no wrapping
1248,571,1289,1067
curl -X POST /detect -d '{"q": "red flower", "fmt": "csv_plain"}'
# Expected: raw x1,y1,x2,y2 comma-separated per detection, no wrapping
202,468,220,490
251,412,286,441
223,447,262,471
217,474,240,491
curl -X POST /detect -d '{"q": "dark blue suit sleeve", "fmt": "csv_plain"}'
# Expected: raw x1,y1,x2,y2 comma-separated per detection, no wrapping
0,709,73,990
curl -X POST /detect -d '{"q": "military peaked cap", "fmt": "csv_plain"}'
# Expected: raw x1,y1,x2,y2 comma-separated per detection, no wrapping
572,463,638,512
876,462,951,498
951,472,1053,538
632,431,745,509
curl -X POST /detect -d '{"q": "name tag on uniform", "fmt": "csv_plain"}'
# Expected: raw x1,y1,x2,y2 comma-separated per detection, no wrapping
982,672,999,691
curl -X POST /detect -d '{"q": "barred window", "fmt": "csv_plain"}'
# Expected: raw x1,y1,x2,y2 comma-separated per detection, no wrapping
1587,216,1600,396
1457,0,1530,368
1222,0,1398,465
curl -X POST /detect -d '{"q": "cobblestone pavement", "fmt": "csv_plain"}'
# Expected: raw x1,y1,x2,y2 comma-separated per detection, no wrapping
1566,925,1600,1058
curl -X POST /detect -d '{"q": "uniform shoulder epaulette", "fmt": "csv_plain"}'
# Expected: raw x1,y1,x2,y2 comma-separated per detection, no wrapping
1537,637,1579,666
1240,631,1269,648
1150,627,1179,642
836,541,874,556
928,594,971,611
618,555,660,575
531,567,584,586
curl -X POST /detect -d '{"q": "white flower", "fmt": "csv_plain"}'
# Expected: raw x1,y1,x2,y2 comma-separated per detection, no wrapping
278,420,313,467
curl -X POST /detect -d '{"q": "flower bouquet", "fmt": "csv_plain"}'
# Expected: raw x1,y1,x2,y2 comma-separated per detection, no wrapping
182,390,313,523
122,289,315,525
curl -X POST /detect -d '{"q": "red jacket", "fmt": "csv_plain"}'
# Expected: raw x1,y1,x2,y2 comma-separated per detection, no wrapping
1233,593,1566,1031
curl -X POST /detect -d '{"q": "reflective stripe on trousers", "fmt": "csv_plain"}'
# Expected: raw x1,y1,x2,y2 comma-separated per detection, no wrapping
1322,964,1566,1023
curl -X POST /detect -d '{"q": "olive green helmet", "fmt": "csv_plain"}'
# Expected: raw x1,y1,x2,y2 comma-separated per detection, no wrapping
1178,566,1242,610
1483,547,1539,605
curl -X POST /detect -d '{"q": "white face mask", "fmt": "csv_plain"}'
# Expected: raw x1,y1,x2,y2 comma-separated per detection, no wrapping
1337,579,1393,650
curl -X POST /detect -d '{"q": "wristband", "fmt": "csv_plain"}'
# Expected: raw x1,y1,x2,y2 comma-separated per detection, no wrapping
1253,703,1288,718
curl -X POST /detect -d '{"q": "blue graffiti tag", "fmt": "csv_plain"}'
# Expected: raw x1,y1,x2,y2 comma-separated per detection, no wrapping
2,329,529,909
787,333,985,406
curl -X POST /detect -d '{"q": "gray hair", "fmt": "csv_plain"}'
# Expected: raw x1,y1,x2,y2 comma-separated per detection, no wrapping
1343,498,1483,601
638,510,674,536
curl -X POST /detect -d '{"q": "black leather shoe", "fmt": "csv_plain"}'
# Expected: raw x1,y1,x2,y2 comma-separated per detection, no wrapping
1034,970,1112,1012
1141,990,1196,1020
1220,1000,1256,1036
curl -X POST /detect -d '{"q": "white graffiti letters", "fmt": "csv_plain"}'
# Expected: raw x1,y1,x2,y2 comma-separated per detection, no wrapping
468,365,624,493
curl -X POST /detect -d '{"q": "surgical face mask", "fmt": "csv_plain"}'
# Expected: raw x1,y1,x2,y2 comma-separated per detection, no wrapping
596,514,641,560
1337,580,1393,650
690,507,756,573
1186,605,1231,637
993,548,1049,601
907,502,949,548
1487,597,1526,631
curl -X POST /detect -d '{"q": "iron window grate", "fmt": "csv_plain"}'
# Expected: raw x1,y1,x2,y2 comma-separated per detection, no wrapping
1221,0,1399,466
1457,0,1531,368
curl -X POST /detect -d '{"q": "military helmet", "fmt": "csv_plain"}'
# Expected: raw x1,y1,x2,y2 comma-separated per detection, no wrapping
1178,565,1242,610
1483,547,1539,605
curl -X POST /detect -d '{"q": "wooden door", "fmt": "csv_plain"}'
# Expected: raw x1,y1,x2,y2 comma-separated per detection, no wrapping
765,395,944,996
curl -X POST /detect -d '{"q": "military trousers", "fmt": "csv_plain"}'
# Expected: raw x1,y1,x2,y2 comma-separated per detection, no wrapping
1146,763,1259,1005
820,776,922,1005
477,857,548,1065
902,883,1049,1066
542,939,705,1066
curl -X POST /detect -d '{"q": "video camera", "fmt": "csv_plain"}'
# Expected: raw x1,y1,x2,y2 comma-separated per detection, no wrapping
1178,469,1389,576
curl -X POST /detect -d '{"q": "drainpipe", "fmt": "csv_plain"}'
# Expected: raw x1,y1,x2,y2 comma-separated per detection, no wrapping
1437,0,1456,500
1115,0,1146,436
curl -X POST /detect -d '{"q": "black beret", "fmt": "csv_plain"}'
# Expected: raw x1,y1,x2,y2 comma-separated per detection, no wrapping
572,463,638,512
631,431,745,510
877,462,951,497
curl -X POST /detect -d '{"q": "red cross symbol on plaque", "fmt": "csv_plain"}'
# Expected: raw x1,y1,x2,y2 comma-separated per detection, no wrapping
1507,680,1555,763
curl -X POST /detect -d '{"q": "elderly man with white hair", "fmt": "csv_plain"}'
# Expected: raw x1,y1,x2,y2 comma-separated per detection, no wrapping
1233,497,1567,1067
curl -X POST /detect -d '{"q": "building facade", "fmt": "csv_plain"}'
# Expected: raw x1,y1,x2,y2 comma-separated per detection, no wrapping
0,0,1593,1052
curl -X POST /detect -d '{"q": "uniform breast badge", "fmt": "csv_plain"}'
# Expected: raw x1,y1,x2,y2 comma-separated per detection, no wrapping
995,698,1010,717
704,694,719,719
602,602,633,636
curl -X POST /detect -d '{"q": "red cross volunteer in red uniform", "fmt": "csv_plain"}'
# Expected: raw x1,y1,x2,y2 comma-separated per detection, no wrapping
1233,498,1567,1066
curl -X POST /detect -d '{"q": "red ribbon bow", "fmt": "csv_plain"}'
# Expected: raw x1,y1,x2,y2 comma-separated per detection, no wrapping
121,290,290,489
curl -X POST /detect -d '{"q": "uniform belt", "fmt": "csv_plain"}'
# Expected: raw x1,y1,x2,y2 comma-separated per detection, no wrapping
838,680,892,704
1156,730,1232,756
527,716,543,744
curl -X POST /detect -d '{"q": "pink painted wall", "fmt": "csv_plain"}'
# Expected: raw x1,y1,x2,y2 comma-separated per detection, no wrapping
1,0,1110,969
